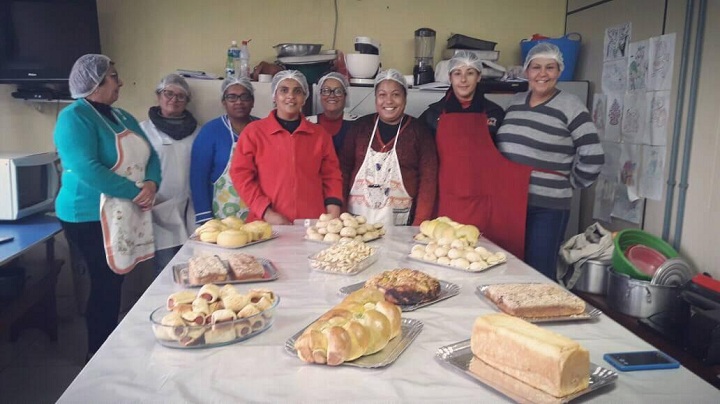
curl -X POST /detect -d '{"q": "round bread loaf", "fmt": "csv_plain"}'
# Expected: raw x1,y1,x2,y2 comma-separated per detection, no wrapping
216,229,249,248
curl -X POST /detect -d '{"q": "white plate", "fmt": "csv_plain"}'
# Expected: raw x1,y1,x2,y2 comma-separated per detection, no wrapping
338,280,460,312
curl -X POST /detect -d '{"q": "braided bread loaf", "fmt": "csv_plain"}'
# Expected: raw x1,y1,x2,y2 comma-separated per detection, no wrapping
294,288,402,366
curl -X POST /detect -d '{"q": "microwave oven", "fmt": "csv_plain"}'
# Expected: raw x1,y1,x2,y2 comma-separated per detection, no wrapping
0,152,60,220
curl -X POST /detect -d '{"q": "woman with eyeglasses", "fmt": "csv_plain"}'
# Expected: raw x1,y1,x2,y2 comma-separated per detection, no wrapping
230,70,343,224
307,72,358,156
340,69,437,226
139,73,198,273
190,76,259,225
54,54,161,361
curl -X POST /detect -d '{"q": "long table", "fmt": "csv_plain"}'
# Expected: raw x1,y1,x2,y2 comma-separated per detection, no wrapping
58,226,718,402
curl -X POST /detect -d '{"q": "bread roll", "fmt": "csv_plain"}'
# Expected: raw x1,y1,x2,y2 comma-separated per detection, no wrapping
471,313,589,397
217,229,249,248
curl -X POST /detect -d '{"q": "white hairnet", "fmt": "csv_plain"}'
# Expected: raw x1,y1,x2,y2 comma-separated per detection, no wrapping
317,72,349,94
523,42,565,72
221,76,254,98
448,50,484,75
374,68,408,91
271,70,309,100
156,73,191,100
69,54,112,99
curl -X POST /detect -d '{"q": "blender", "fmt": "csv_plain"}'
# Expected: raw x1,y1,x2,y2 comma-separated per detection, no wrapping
413,28,436,85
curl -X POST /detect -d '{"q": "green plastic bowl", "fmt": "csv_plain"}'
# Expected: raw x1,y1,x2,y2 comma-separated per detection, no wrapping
612,229,678,281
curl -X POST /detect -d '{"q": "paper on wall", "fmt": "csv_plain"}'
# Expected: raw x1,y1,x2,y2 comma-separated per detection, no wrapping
611,182,644,224
639,145,666,201
620,142,641,201
604,22,632,61
592,94,607,139
627,40,649,91
604,93,623,142
646,90,671,146
601,141,622,181
648,33,676,91
602,59,629,93
621,91,647,143
592,177,616,223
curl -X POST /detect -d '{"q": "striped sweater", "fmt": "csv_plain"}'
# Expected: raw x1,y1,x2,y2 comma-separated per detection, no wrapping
496,91,604,210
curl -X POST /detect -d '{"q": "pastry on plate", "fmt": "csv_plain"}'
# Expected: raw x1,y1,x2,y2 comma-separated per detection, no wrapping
482,283,586,318
364,268,441,305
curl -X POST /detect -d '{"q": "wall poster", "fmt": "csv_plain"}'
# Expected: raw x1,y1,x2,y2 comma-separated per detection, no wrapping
627,40,649,91
639,145,666,201
604,22,632,61
648,33,676,91
592,94,607,139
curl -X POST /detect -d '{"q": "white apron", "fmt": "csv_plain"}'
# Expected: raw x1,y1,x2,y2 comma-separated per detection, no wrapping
348,117,412,226
212,115,249,220
95,106,155,274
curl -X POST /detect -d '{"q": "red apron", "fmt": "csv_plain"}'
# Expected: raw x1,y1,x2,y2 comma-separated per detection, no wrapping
435,111,532,259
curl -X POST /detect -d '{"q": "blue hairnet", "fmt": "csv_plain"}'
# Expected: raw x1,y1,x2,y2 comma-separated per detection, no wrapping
221,76,254,99
157,73,191,100
69,54,112,99
271,70,309,100
374,69,407,91
523,42,565,72
448,50,484,75
317,72,349,94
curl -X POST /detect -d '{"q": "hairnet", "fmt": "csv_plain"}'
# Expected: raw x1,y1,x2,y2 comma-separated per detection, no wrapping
523,42,565,72
447,50,484,75
156,73,191,100
317,72,349,94
271,70,309,100
374,69,408,92
221,76,254,99
69,54,112,99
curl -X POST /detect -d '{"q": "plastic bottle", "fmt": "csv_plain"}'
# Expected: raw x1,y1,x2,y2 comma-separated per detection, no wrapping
225,40,239,78
238,40,251,78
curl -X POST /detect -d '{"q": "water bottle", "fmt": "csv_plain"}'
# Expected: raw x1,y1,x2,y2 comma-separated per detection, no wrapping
238,40,251,78
225,40,239,77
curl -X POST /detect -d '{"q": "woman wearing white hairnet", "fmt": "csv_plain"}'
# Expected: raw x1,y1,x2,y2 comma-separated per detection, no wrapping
340,69,437,226
190,76,259,225
139,73,198,273
496,42,604,280
54,54,162,360
230,70,343,224
307,72,358,156
419,51,526,256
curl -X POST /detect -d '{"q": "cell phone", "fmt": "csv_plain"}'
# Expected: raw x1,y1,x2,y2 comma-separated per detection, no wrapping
0,235,15,244
603,351,680,371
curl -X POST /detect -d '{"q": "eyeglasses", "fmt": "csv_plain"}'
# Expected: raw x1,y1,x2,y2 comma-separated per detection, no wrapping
320,87,345,97
160,90,188,102
223,93,253,102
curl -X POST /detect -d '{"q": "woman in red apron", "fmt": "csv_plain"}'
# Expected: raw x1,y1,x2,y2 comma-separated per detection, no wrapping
419,51,530,259
54,54,162,360
340,69,437,226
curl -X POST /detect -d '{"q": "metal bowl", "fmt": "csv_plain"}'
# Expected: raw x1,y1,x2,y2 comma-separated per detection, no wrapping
274,43,322,58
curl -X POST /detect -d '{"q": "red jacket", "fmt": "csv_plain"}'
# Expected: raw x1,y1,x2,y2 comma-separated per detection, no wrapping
230,112,343,222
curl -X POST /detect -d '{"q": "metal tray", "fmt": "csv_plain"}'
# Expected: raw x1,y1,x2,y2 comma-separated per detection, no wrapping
304,234,382,244
285,317,423,368
308,245,380,276
407,255,506,273
412,233,481,246
189,231,279,249
338,280,460,312
172,258,279,286
435,339,617,403
476,284,602,323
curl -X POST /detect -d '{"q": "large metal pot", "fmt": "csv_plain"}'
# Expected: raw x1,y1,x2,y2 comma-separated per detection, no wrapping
571,259,611,295
606,267,686,318
274,43,322,58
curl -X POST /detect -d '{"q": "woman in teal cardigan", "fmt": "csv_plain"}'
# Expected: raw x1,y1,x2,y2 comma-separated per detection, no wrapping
54,54,161,360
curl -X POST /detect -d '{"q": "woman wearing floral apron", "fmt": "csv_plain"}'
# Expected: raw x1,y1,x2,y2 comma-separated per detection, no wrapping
340,69,438,226
54,55,161,360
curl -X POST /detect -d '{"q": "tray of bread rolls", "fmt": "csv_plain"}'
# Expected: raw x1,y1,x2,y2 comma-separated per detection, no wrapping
151,286,279,349
413,217,482,246
304,212,385,244
190,218,278,249
435,339,618,403
172,253,279,286
338,268,460,312
408,242,507,272
476,283,602,323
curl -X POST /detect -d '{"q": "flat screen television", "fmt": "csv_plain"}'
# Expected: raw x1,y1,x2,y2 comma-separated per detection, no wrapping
0,0,101,96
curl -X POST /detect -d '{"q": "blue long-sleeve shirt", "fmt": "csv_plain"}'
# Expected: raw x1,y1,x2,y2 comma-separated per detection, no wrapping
54,99,162,222
190,115,258,224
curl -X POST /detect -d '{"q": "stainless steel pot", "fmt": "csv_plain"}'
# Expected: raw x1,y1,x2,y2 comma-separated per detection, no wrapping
274,43,322,58
607,267,686,318
571,259,611,295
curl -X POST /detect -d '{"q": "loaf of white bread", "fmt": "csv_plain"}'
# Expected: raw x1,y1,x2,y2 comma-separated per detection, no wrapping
471,313,590,397
293,288,402,366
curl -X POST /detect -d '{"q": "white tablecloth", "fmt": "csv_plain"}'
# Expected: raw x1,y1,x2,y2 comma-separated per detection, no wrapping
58,226,718,403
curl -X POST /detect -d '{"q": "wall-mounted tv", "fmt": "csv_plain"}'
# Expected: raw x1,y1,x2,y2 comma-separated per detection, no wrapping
0,0,101,90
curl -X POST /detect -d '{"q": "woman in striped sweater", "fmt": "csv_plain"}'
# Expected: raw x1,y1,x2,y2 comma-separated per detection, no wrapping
496,43,604,280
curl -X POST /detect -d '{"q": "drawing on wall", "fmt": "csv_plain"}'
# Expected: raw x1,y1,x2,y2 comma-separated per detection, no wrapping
627,40,649,90
648,33,676,91
645,90,671,145
604,93,623,142
620,142,641,201
602,59,628,93
601,141,622,181
639,145,666,201
593,177,616,223
592,94,607,138
604,22,632,61
611,182,644,224
621,91,647,143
